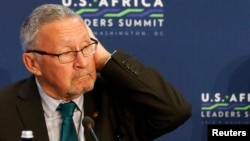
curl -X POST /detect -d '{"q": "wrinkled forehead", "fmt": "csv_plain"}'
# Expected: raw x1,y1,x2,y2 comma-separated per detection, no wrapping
40,17,88,38
37,17,90,49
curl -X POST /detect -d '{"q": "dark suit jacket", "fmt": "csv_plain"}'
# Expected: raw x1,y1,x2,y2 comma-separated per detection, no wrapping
0,50,191,141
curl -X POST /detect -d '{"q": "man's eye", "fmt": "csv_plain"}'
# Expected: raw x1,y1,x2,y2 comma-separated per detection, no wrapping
60,51,72,56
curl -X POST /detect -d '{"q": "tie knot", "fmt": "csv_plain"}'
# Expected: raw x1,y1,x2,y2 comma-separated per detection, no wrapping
58,101,76,118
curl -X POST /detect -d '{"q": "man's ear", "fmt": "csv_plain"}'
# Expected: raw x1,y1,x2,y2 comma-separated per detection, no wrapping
22,53,41,75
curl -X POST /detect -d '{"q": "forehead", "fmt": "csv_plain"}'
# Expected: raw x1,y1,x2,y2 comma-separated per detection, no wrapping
38,17,89,44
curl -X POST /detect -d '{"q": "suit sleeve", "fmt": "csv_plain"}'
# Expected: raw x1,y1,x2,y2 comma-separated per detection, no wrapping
100,49,192,140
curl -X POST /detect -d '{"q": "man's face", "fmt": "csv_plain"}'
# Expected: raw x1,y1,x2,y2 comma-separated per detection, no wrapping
34,17,97,100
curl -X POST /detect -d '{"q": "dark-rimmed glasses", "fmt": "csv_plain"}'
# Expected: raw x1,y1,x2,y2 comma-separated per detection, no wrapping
26,38,98,64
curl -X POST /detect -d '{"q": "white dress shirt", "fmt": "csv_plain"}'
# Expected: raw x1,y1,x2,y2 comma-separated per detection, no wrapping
36,78,85,141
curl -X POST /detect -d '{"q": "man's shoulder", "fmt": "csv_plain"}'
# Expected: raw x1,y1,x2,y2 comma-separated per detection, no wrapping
0,76,33,99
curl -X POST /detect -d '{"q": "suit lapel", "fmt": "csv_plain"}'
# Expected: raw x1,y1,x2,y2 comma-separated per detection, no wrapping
84,91,98,141
16,76,49,141
83,84,116,141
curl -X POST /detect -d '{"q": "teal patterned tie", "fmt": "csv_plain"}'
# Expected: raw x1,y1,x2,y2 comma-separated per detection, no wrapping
57,101,78,141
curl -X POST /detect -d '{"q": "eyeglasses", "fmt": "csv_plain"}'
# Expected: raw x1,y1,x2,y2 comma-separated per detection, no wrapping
26,38,98,64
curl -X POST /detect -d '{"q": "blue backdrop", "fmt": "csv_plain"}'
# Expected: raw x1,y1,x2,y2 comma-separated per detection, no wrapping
1,0,250,141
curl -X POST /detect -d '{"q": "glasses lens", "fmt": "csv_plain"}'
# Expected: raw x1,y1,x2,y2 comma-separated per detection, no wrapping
58,52,76,63
57,41,97,64
82,43,97,57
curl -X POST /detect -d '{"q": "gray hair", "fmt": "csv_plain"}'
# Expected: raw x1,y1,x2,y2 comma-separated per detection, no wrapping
20,4,81,52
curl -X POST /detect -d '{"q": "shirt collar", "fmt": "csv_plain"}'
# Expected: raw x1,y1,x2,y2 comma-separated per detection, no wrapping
35,78,84,117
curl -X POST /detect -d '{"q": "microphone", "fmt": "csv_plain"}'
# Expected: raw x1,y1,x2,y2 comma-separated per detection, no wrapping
82,116,99,141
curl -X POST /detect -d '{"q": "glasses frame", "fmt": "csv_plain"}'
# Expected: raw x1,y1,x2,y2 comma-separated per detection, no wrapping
26,38,98,64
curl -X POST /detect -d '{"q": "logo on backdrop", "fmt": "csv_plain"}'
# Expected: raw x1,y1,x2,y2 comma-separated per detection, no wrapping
62,0,164,37
201,92,250,124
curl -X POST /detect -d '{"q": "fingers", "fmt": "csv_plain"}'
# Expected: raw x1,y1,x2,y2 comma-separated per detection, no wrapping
84,24,111,71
